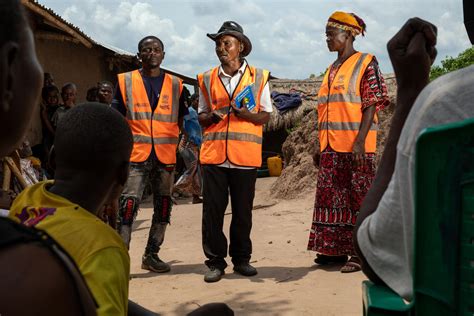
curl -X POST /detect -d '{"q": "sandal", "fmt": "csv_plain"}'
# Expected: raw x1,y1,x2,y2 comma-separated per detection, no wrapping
340,256,362,273
314,254,348,265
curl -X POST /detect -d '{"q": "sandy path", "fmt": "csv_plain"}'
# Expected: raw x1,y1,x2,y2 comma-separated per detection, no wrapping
128,177,366,315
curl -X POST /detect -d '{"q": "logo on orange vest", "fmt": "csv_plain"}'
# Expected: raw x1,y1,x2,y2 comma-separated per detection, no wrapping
212,97,228,107
333,75,345,91
134,102,148,108
160,95,170,110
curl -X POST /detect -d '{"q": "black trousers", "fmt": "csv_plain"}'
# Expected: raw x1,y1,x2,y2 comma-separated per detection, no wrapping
202,165,257,270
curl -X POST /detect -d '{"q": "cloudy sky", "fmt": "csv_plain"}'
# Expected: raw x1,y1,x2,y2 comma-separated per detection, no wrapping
41,0,471,79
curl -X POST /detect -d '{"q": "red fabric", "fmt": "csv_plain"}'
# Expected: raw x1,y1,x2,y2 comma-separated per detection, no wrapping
360,59,390,111
307,148,376,256
308,53,387,256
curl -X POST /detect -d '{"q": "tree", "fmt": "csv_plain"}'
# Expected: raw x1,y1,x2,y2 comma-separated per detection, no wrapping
430,47,474,81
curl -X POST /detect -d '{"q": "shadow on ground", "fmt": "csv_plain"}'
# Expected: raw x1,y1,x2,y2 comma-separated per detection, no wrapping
172,290,292,315
130,262,339,283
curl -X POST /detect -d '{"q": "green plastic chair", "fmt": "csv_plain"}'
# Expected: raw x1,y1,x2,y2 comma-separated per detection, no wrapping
362,118,474,316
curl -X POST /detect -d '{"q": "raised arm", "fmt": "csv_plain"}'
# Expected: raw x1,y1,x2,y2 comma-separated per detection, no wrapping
354,17,437,281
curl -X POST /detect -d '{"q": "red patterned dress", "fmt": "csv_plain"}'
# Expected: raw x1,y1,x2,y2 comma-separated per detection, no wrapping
307,57,389,256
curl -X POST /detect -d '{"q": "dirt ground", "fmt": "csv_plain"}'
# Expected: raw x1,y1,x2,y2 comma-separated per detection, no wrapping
128,177,366,315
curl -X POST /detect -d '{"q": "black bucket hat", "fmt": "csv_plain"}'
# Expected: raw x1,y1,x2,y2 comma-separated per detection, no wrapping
207,21,252,57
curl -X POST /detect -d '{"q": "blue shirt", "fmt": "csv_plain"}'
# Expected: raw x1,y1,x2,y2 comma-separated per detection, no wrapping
112,69,188,118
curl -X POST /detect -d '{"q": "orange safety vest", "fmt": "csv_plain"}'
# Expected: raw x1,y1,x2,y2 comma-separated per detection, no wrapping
118,69,183,164
198,65,269,167
317,52,378,153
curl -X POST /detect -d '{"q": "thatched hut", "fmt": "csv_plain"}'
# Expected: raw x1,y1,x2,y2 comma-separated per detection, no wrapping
263,78,322,157
266,74,397,199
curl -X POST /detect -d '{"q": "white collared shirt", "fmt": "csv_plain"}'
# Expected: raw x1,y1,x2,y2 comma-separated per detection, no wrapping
198,60,272,169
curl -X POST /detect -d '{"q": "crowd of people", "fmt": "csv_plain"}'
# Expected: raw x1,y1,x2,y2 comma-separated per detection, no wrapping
0,0,472,314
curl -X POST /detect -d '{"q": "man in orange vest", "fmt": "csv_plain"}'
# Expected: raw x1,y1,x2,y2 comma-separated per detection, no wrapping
112,36,188,273
198,21,272,283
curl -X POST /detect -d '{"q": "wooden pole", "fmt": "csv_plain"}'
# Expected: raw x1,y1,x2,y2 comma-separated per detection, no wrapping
2,161,11,191
4,157,28,189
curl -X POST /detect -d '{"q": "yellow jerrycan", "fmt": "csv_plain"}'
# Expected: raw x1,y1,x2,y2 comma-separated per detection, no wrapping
267,156,282,177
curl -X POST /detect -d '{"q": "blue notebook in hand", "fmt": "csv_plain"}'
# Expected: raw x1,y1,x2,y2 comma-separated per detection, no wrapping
234,84,256,112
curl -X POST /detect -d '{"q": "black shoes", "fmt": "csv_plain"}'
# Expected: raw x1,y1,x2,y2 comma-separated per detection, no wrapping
314,254,348,265
141,253,171,273
233,263,258,276
204,266,225,283
204,263,257,282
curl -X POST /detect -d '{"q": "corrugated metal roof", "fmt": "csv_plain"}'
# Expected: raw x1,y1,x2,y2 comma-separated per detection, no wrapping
24,0,95,47
24,0,197,85
97,41,135,57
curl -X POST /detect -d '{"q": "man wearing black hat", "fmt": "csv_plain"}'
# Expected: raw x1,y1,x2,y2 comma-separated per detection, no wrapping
197,21,272,283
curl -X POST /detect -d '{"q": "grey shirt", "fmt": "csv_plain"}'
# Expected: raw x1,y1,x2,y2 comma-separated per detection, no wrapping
357,65,474,301
52,106,71,128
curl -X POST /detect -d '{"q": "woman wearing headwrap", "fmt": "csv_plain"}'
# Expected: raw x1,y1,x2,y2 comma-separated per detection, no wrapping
307,11,389,272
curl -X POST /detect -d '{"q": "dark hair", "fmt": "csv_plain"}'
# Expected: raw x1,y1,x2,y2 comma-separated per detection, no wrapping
44,73,54,80
55,103,133,173
0,0,25,47
97,81,113,88
189,93,199,103
62,82,77,92
41,85,59,101
138,36,164,52
85,87,98,102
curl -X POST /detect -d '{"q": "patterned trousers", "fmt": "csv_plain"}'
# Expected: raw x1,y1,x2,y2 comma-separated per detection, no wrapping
118,154,174,255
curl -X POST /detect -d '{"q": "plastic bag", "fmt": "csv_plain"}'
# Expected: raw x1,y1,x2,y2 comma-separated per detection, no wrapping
173,147,202,196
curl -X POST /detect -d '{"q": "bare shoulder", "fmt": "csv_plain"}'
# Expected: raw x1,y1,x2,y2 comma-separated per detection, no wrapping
0,243,93,315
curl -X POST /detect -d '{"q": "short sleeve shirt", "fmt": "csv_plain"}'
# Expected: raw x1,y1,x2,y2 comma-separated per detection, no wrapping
357,65,474,301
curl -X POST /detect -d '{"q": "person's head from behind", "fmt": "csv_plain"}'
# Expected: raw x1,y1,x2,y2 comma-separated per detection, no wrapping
325,11,366,52
97,81,113,105
61,83,77,107
464,0,474,44
85,86,98,102
0,0,43,158
55,103,133,213
42,85,59,107
137,36,165,71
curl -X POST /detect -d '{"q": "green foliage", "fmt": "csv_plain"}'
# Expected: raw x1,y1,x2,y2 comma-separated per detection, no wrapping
430,47,474,81
309,68,328,79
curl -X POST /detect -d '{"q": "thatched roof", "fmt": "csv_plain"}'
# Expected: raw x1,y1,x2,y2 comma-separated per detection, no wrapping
265,78,321,132
265,74,397,132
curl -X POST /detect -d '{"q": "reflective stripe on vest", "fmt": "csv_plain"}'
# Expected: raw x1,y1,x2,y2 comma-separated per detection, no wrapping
132,135,180,145
198,65,269,167
119,70,182,163
203,132,263,144
317,52,377,153
318,121,379,131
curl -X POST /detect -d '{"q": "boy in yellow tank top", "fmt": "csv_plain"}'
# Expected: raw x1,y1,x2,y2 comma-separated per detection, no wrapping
9,104,132,316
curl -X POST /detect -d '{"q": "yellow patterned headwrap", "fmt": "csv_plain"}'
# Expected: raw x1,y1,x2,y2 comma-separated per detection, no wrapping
327,11,366,36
